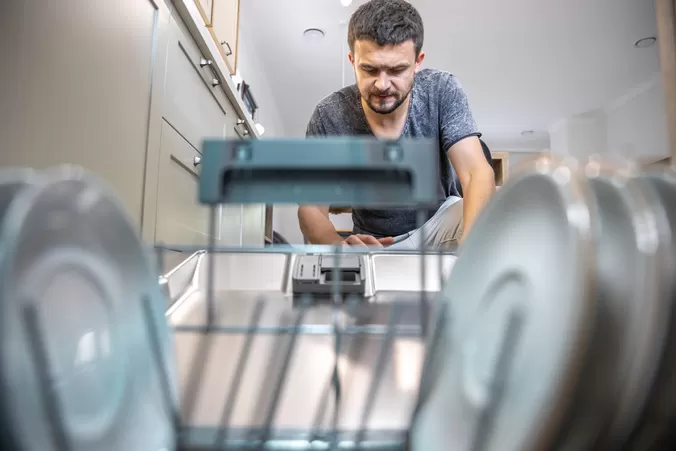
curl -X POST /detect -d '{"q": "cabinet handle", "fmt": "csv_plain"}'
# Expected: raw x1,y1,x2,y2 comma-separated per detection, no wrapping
220,41,233,56
236,118,245,125
200,57,213,67
212,78,220,87
193,156,201,166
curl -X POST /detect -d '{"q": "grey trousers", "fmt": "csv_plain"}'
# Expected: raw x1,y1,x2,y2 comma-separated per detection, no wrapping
388,196,464,250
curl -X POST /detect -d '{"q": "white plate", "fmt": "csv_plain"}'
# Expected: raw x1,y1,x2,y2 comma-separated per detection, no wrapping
0,167,177,451
623,169,676,449
411,157,598,451
559,162,671,449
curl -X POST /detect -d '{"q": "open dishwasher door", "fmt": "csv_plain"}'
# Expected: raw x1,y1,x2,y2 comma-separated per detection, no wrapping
2,140,676,451
159,137,457,449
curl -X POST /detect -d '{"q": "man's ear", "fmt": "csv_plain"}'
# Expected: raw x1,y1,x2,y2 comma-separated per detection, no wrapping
415,50,425,71
348,51,355,66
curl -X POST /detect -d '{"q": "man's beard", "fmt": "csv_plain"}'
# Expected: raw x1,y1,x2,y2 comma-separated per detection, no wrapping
363,82,414,115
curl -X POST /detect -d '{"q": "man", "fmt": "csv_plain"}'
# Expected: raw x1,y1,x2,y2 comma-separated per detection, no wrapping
299,0,495,249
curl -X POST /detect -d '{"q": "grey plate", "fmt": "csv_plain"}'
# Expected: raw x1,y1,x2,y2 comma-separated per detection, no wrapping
623,169,676,450
0,169,38,232
0,167,177,451
556,164,671,449
411,158,598,451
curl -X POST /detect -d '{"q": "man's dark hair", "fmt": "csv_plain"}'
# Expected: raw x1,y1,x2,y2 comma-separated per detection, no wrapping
347,0,424,55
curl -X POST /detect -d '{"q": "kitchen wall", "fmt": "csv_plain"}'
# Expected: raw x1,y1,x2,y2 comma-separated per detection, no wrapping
234,7,308,245
549,73,669,160
236,11,286,138
605,73,668,159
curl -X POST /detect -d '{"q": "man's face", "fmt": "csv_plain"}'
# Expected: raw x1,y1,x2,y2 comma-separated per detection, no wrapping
349,39,424,115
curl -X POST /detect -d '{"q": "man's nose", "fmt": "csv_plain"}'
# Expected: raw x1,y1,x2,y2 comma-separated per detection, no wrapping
374,73,391,91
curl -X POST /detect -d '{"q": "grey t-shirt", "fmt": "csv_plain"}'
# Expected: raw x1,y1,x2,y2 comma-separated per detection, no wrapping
305,68,480,238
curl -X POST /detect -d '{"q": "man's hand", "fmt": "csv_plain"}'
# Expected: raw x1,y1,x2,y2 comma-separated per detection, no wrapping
448,136,496,240
342,234,394,248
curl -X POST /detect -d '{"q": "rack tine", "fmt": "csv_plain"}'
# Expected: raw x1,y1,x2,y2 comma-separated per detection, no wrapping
206,205,218,325
330,245,344,448
356,302,402,446
180,313,221,433
22,303,72,451
156,243,165,275
214,298,265,449
416,209,429,337
141,295,181,436
469,308,525,451
258,301,308,448
413,301,448,419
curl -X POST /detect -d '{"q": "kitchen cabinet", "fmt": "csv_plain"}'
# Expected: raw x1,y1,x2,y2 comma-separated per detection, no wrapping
154,119,213,247
0,0,265,251
153,12,250,248
210,0,240,74
164,13,230,151
0,0,169,230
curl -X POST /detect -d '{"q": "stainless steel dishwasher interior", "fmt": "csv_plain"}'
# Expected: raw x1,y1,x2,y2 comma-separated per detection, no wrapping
162,250,456,443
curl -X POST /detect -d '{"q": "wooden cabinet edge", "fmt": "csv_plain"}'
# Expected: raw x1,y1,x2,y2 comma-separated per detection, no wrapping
195,0,213,26
490,151,509,186
233,0,241,75
656,0,676,164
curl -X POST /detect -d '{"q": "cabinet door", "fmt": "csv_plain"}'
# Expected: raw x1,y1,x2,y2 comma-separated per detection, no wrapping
155,120,214,247
0,0,168,230
211,0,240,74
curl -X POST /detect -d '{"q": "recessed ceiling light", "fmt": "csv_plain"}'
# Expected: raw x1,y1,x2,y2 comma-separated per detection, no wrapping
521,130,535,136
340,0,353,6
634,37,657,48
303,28,325,40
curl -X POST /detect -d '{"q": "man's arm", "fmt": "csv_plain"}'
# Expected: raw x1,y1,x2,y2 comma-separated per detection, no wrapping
298,106,343,244
448,136,495,239
298,205,344,244
438,73,495,240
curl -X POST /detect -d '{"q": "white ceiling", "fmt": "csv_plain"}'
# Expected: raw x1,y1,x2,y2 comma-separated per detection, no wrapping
239,0,661,149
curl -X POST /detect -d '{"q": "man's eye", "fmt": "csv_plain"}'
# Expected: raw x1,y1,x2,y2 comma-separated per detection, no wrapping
362,67,377,74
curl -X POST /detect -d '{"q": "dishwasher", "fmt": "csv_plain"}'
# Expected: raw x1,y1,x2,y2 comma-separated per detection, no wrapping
0,139,675,451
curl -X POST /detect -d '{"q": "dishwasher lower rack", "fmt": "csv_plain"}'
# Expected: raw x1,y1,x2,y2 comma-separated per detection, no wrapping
156,245,458,451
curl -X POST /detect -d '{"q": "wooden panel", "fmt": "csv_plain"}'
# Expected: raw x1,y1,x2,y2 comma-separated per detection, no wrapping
210,0,240,74
656,0,676,166
491,151,510,186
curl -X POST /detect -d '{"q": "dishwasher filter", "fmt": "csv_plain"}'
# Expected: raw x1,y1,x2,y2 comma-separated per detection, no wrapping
0,139,675,451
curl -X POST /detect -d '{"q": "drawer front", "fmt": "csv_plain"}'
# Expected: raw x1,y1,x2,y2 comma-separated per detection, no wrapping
156,119,213,247
165,15,227,151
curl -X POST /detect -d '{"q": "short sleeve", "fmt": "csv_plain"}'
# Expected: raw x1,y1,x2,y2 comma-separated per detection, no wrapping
306,106,327,137
439,74,481,152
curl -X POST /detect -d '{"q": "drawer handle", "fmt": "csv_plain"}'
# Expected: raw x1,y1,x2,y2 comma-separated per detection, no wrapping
200,57,213,67
212,78,221,87
220,41,233,56
193,156,201,166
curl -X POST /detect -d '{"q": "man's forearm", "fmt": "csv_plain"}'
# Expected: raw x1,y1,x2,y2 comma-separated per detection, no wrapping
298,206,343,245
461,170,495,239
